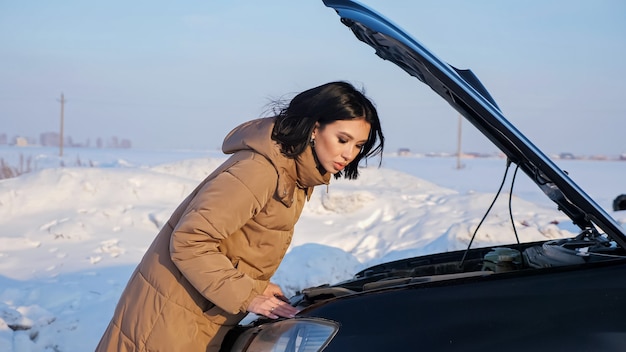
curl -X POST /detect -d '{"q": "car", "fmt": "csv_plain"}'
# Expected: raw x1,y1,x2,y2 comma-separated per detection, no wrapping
221,0,626,350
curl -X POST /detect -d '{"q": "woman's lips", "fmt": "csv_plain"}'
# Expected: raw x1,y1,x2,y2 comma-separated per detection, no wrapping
333,162,345,171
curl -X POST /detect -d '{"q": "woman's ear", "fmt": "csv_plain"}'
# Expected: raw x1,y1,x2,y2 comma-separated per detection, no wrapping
312,122,320,139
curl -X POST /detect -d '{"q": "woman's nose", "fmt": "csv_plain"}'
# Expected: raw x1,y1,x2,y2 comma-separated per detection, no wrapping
342,145,355,161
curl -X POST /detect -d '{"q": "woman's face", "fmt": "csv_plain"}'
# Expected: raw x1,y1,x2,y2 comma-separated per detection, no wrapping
312,119,371,174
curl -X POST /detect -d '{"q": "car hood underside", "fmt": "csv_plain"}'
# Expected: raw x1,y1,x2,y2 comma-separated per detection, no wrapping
322,0,626,246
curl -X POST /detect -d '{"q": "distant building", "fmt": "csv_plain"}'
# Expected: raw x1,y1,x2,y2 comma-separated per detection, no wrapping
558,152,576,160
119,139,132,148
40,132,61,147
589,154,608,161
397,148,411,156
14,136,29,146
105,136,132,149
108,136,119,148
2,132,131,149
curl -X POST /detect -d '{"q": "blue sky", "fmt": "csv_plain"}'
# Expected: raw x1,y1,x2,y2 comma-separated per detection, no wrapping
2,0,625,155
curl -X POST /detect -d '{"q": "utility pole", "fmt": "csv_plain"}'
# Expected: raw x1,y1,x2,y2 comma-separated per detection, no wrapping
456,114,463,169
58,93,65,157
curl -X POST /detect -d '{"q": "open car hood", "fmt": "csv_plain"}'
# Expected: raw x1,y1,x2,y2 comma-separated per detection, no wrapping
323,0,626,246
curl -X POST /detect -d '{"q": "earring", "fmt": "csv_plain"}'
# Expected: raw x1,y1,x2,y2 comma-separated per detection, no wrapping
310,137,316,147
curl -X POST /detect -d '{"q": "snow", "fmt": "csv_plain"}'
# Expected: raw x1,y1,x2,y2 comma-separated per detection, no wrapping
0,146,624,351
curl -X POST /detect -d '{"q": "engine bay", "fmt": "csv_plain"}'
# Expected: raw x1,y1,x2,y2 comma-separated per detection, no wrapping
292,229,626,307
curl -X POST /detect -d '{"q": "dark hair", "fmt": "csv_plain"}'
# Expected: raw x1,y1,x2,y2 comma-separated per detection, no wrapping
271,81,384,180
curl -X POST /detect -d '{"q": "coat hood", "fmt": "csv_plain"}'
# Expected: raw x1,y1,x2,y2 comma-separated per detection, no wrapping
222,117,330,205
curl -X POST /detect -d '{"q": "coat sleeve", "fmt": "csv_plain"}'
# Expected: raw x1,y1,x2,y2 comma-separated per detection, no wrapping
170,158,278,314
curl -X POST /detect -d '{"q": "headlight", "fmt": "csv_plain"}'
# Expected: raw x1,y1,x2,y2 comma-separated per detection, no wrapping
230,318,339,352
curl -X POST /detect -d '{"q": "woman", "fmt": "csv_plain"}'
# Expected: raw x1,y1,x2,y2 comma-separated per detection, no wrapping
96,81,385,351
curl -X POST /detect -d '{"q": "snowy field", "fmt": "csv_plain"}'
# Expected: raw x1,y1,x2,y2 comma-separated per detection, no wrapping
0,146,624,351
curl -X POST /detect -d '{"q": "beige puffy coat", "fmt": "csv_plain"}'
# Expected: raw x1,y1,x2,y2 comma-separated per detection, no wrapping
96,117,330,351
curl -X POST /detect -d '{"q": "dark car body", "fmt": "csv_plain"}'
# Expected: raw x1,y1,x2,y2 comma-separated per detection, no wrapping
222,1,626,350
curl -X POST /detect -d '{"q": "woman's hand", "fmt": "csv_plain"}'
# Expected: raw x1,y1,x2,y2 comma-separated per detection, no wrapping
246,282,299,319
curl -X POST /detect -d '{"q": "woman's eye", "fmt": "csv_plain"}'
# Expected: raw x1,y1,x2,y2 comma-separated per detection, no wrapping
338,138,348,144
